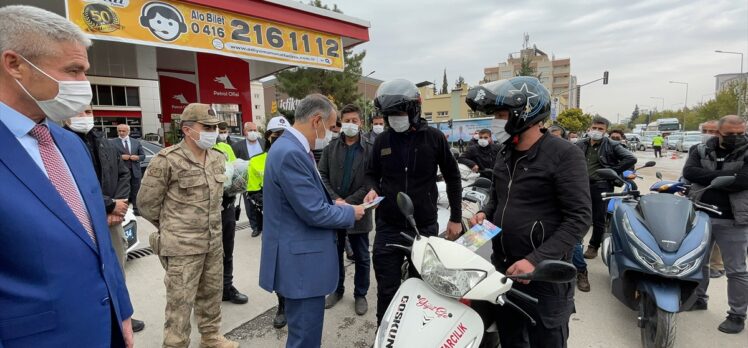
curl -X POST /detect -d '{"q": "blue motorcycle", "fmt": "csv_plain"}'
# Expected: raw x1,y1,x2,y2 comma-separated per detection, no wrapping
596,167,735,348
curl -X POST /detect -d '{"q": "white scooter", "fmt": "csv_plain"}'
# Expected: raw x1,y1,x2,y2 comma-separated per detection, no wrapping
374,193,577,348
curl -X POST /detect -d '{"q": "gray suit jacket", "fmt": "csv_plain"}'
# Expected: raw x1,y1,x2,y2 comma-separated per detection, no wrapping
110,137,145,179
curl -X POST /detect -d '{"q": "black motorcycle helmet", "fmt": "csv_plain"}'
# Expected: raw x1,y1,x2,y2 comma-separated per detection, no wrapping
374,79,422,127
465,76,551,135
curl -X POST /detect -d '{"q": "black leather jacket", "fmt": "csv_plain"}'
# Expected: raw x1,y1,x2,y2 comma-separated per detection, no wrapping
576,137,637,175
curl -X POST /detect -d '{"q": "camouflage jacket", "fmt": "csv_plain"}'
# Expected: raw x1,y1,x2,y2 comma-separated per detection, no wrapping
137,141,227,256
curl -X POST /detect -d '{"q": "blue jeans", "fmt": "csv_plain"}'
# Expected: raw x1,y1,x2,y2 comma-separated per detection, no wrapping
573,243,587,272
335,231,371,298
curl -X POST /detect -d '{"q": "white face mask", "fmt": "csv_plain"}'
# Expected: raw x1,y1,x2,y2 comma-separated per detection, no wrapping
589,130,604,141
15,56,92,122
218,133,228,142
246,131,259,142
69,116,94,134
331,131,340,139
342,122,359,137
492,119,510,143
372,124,385,134
570,137,579,144
188,128,218,150
388,116,410,133
478,139,489,147
314,116,333,150
472,134,480,140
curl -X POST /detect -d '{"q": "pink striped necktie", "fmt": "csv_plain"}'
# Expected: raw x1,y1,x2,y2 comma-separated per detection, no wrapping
30,124,97,244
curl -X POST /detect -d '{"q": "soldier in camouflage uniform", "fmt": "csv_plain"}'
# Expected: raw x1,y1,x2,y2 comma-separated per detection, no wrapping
138,103,238,348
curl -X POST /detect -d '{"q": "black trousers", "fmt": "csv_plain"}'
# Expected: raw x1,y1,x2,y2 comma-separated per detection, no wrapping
221,201,237,292
372,218,438,325
588,181,613,249
129,174,141,212
472,277,574,348
653,146,662,158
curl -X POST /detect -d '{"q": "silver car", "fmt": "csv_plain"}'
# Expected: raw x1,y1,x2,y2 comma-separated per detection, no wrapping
677,134,702,152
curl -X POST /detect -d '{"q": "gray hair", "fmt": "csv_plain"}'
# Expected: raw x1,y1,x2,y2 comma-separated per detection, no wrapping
294,94,336,123
0,5,92,60
718,115,746,128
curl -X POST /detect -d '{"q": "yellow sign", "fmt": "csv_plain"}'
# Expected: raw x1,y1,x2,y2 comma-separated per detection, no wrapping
65,0,344,71
271,100,278,114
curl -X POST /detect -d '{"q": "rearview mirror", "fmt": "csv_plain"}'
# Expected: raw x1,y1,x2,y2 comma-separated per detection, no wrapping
595,168,621,182
528,260,577,283
656,172,663,180
644,161,656,168
470,177,493,189
709,176,736,190
505,260,577,283
396,192,419,234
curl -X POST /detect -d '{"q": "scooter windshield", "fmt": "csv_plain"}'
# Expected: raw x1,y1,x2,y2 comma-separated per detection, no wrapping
636,194,695,253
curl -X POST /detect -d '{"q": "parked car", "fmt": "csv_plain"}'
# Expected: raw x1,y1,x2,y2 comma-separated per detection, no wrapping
677,134,702,152
140,140,164,171
625,133,644,151
665,134,683,150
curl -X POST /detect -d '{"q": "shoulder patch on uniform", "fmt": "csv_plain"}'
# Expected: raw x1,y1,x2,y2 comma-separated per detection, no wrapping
148,168,163,177
381,147,392,156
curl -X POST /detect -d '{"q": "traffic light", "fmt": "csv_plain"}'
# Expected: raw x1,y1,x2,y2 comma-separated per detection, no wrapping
603,71,609,85
448,119,453,128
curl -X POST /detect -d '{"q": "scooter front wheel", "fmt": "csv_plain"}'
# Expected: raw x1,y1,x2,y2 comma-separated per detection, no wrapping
639,293,677,348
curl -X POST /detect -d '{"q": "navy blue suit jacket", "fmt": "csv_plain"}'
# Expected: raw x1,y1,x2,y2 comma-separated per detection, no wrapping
0,121,133,347
259,131,355,299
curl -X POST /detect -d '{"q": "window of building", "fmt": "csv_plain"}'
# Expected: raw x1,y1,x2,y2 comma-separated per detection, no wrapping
437,111,448,117
92,84,141,107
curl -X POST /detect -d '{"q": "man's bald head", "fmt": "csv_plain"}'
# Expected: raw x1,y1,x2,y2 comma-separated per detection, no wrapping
701,120,718,135
244,122,257,133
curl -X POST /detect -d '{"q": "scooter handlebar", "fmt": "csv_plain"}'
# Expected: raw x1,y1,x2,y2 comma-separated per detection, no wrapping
508,288,539,305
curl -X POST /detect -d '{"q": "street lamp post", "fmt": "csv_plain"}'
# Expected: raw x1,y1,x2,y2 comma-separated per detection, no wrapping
715,50,745,117
650,96,664,111
669,81,688,130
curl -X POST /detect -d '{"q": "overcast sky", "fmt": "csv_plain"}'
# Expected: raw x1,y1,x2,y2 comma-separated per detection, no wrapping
331,0,748,123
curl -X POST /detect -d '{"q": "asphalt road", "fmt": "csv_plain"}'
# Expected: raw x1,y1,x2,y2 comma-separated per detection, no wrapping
126,147,747,347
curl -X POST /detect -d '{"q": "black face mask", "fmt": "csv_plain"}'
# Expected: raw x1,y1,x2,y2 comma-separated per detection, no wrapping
720,134,748,150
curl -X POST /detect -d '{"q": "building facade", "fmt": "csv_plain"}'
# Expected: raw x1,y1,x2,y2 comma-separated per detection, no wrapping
715,73,748,93
483,46,578,111
418,82,477,123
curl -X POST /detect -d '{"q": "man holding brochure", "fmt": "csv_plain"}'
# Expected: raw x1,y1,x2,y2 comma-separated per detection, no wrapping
467,77,591,348
319,104,375,316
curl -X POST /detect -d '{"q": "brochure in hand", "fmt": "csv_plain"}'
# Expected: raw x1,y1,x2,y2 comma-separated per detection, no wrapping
455,220,502,252
362,196,385,209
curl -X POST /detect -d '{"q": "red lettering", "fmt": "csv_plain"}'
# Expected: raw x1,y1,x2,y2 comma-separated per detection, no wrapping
441,323,468,348
416,296,450,318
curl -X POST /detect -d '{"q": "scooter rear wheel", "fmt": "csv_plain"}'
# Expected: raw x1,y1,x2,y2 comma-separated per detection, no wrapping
639,293,677,348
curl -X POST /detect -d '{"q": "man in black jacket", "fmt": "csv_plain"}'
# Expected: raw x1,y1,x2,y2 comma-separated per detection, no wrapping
364,79,463,325
684,115,747,334
578,116,636,261
319,104,374,316
458,128,500,175
468,77,591,348
64,106,145,332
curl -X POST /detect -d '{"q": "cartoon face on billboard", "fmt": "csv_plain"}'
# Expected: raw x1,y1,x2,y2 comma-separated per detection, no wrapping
139,2,187,42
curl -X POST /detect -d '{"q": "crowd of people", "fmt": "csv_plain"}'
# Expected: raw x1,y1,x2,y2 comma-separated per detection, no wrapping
0,5,746,348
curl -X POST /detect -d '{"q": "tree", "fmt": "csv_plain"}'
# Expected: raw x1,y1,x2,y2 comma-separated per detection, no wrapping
432,80,437,95
628,104,640,129
441,69,448,94
515,56,542,79
557,108,592,133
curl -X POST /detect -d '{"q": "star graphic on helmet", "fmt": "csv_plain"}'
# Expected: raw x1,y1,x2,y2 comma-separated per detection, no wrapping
509,83,538,120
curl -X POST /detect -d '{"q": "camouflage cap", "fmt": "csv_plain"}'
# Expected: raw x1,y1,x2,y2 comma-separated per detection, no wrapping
181,103,220,125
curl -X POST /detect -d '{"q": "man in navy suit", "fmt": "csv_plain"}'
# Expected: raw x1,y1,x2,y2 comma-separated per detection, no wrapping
260,94,365,348
111,124,146,215
0,5,133,347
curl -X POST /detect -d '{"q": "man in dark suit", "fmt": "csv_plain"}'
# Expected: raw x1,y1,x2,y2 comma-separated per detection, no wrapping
231,121,266,237
111,124,145,215
259,94,365,348
0,5,133,347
